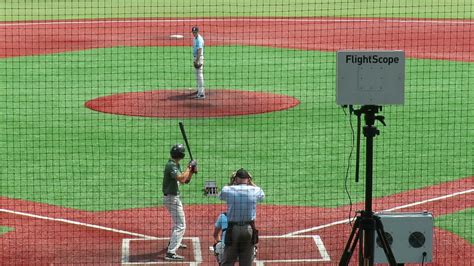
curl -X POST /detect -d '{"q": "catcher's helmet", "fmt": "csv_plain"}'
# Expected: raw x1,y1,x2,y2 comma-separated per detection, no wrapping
170,144,186,159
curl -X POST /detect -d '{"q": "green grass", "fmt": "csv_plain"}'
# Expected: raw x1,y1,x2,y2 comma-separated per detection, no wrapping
0,1,472,259
0,227,13,235
1,46,473,211
436,208,474,244
1,0,473,21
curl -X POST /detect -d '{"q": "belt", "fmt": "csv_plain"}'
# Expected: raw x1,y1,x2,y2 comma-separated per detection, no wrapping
228,221,254,226
164,193,177,196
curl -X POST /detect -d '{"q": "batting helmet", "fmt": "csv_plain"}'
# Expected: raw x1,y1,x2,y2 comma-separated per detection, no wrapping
170,144,186,159
192,26,199,32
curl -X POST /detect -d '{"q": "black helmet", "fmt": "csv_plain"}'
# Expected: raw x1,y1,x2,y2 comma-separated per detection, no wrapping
235,168,252,179
170,144,186,159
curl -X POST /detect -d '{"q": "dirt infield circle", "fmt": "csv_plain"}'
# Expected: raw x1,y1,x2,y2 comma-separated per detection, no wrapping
85,89,300,118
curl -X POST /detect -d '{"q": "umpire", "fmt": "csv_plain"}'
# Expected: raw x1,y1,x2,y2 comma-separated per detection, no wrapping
219,168,265,266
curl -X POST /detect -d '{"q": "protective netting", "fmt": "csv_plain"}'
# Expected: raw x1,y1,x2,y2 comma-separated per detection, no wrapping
0,1,472,265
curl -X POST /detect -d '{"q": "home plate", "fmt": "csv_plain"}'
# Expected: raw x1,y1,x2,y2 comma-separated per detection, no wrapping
169,34,184,39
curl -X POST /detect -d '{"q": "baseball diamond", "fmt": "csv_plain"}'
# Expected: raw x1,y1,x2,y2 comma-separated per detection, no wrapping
0,2,473,265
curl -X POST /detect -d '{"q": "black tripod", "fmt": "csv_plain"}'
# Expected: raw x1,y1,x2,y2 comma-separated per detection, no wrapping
339,105,398,266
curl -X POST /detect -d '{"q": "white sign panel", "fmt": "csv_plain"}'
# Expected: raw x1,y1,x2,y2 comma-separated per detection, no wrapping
336,50,405,105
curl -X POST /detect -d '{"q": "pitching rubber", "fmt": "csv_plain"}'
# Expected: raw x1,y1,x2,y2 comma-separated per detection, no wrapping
169,34,184,39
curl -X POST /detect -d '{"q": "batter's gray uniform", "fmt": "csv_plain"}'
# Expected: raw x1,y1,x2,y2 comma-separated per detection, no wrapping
163,159,186,255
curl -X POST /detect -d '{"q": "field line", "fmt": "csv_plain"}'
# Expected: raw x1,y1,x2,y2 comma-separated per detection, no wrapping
121,237,202,265
314,235,331,261
253,235,331,264
282,188,474,237
0,208,158,239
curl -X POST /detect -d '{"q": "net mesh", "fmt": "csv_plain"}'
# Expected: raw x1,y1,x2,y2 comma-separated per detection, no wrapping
1,1,473,265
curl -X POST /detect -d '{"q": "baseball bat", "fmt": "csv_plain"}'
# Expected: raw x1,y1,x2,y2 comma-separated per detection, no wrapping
178,121,194,161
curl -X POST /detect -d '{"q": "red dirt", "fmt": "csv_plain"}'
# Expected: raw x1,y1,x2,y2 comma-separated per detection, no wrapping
0,176,472,265
1,18,473,62
84,89,300,118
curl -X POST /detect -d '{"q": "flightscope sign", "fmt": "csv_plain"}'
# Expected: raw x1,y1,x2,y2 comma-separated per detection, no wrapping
336,50,405,105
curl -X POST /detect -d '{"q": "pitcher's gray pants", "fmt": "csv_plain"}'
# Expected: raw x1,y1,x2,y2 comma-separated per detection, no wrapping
194,57,205,96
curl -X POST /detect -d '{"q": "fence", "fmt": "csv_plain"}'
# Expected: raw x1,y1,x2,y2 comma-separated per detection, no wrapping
0,1,472,265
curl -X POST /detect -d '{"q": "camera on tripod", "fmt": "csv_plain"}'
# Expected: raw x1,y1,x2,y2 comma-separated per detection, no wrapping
337,50,405,185
335,51,432,266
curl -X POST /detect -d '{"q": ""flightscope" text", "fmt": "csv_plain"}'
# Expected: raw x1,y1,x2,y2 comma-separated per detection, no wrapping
345,54,401,66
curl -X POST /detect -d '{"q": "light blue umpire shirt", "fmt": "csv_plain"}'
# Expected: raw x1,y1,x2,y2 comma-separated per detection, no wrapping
219,184,265,222
193,34,204,58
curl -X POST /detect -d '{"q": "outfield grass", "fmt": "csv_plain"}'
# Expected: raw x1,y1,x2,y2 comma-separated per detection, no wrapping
1,0,473,21
436,208,474,244
1,46,472,211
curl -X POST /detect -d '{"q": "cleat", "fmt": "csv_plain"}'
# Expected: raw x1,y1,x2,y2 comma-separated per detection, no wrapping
167,241,188,249
187,88,198,95
165,252,184,261
193,94,206,99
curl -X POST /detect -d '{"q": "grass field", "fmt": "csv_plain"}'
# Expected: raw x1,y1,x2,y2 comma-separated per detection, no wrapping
436,208,474,244
1,0,473,20
0,227,13,235
1,46,472,210
0,1,473,263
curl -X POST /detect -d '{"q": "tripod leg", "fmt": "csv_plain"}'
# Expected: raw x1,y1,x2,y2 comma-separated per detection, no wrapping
359,227,364,266
362,227,376,266
375,219,397,266
339,218,361,266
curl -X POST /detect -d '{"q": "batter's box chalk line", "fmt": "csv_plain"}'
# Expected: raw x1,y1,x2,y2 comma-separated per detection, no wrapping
254,235,331,264
122,235,330,265
121,237,202,265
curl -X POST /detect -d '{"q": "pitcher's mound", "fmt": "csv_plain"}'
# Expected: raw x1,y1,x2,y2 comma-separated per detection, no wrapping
85,89,300,118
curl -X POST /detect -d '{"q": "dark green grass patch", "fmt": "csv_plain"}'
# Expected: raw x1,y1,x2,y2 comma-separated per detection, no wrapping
0,46,473,211
436,208,474,244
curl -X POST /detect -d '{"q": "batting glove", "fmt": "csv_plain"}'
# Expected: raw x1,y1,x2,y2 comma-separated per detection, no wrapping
189,160,198,173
